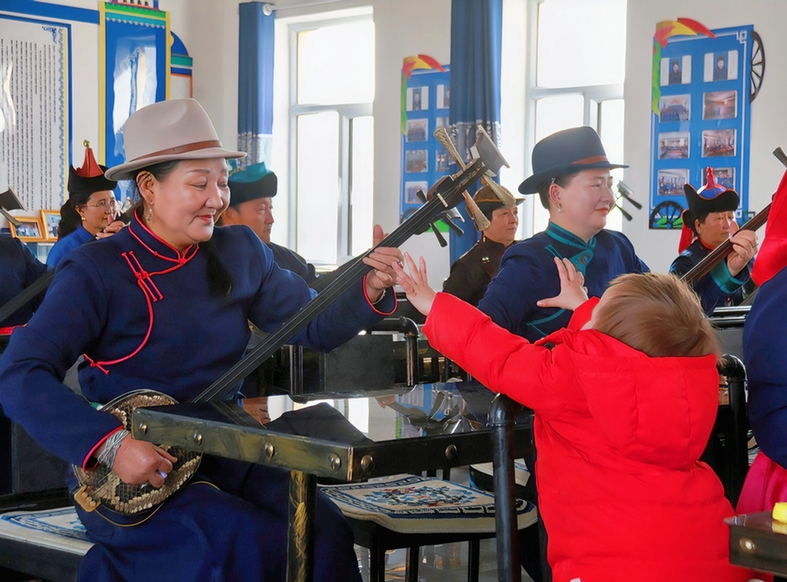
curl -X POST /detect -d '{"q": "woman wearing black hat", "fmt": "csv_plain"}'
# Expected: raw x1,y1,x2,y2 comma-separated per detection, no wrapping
442,184,524,306
46,143,124,269
669,168,757,314
478,126,648,342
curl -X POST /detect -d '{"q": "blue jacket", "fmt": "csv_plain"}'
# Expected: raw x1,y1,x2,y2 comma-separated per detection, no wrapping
669,238,754,315
268,241,318,286
478,223,648,342
0,216,394,467
0,236,47,327
743,267,787,468
46,224,94,269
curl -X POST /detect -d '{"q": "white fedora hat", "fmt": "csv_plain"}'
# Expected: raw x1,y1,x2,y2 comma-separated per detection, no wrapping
105,99,246,181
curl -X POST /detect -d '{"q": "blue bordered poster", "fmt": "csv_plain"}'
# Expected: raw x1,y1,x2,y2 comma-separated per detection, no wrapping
400,57,452,227
648,23,761,229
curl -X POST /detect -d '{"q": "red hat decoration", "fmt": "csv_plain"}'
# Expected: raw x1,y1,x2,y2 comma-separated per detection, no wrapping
751,169,787,286
68,141,117,194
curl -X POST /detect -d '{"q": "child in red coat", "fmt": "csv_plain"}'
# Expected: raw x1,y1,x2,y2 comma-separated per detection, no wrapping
394,255,755,582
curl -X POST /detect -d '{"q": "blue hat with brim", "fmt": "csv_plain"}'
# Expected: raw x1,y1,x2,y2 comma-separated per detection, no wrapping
228,162,278,207
518,126,628,196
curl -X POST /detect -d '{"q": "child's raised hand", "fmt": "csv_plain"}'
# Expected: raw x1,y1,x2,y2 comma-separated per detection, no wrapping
393,252,436,316
536,257,588,311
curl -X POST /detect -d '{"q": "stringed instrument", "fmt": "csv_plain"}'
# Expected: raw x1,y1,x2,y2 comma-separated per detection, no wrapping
681,147,786,286
680,204,770,286
73,127,508,515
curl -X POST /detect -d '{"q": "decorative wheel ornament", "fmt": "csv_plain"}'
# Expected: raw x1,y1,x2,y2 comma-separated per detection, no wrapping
749,31,765,103
650,200,684,229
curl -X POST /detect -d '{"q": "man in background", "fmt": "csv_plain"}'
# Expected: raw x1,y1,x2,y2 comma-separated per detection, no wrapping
223,162,318,286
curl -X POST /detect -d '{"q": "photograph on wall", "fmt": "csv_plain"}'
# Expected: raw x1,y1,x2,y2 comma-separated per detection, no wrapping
661,55,691,86
406,86,429,111
657,169,690,197
11,217,44,241
437,84,450,109
436,151,450,173
704,50,739,82
659,95,691,122
702,129,736,157
406,119,428,142
436,116,449,129
702,90,737,120
658,132,690,159
405,150,428,173
41,209,61,241
404,181,428,205
705,167,736,190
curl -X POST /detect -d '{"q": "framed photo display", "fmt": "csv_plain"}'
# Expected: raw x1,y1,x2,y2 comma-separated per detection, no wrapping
400,59,451,226
41,209,62,241
11,216,46,242
649,23,761,229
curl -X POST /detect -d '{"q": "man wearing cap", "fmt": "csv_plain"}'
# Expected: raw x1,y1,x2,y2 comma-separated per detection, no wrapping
46,142,122,269
478,126,648,342
222,162,318,285
669,167,757,314
442,184,524,306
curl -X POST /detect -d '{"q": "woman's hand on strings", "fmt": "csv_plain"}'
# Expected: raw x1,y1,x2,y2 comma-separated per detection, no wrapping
536,257,588,312
112,437,177,488
393,252,436,316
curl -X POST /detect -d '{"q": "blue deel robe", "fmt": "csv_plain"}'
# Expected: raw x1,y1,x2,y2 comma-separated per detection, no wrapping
268,240,318,286
669,238,755,315
0,236,47,327
46,224,94,269
743,267,787,469
478,222,649,342
0,215,394,581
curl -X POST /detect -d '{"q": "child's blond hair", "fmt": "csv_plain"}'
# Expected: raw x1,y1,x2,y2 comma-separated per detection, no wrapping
592,273,720,358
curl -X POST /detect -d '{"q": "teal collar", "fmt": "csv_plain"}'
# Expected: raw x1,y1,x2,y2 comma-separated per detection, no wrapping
544,223,596,275
545,222,597,251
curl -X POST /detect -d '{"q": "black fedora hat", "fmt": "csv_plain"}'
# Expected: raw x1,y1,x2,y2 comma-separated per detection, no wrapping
228,162,278,207
518,126,628,195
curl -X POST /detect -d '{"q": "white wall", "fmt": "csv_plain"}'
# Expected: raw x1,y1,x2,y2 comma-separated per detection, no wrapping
624,0,787,273
37,1,786,279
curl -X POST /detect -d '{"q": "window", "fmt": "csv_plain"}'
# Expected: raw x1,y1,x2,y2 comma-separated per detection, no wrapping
290,16,375,267
525,0,627,234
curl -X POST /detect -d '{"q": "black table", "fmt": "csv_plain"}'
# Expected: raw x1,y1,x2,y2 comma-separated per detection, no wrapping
726,512,787,576
131,382,531,582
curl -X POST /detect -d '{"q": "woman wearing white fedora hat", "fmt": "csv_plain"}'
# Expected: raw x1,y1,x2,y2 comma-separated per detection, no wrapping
0,98,402,581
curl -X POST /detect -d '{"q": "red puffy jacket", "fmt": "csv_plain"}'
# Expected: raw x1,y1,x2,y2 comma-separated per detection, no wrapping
424,293,753,582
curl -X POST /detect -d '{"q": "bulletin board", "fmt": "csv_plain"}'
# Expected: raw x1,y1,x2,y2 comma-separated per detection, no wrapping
0,14,70,210
400,60,453,226
649,23,764,230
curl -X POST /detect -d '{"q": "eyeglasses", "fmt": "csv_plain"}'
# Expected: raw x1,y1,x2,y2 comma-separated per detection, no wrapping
83,199,118,210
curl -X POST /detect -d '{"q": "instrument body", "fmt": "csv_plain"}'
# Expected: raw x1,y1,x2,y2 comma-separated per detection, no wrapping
73,390,201,514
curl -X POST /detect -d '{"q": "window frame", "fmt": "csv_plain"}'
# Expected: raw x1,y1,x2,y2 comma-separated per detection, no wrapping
523,0,625,236
287,14,374,268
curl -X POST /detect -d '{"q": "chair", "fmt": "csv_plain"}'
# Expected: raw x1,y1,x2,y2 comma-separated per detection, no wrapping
320,473,538,582
0,489,88,582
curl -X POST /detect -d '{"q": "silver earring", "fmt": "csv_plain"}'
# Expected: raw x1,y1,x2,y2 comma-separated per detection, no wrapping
557,203,562,213
146,206,153,222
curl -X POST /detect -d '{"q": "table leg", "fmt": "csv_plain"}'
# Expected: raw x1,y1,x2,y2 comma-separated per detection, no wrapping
287,470,317,582
490,394,522,582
